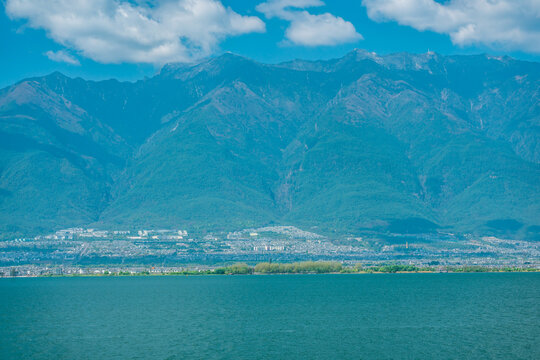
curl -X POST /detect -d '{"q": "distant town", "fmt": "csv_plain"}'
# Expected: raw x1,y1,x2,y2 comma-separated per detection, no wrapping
1,226,538,277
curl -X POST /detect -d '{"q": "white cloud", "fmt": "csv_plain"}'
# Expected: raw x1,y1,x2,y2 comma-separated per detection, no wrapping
363,0,540,53
45,50,80,65
256,0,361,46
6,0,266,64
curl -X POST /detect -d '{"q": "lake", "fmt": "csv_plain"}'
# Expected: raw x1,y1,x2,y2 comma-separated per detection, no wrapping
1,274,539,359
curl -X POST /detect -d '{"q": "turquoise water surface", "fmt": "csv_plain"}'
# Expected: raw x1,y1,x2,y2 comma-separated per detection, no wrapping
1,273,539,359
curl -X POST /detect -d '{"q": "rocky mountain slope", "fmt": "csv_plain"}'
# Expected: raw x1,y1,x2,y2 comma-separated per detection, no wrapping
0,50,538,239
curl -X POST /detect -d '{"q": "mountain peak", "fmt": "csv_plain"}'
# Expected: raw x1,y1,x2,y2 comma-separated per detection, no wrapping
215,51,249,61
159,52,260,80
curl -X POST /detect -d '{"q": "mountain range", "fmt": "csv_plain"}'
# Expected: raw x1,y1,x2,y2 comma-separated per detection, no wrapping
0,50,539,240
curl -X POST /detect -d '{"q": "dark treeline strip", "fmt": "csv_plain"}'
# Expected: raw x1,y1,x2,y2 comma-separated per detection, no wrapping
33,262,540,277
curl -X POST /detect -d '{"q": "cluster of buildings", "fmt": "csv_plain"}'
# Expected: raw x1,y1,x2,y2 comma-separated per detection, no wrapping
1,226,539,275
37,228,188,241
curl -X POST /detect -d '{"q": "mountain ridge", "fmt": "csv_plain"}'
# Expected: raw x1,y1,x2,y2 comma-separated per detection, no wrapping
0,50,539,239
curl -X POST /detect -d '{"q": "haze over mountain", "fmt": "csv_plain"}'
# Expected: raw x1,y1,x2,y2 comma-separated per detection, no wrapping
0,50,538,239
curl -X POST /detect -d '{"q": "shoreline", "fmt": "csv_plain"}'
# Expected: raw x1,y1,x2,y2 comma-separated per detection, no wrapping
2,261,538,278
2,269,539,279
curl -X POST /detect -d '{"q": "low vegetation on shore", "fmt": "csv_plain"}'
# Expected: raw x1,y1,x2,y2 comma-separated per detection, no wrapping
30,261,540,277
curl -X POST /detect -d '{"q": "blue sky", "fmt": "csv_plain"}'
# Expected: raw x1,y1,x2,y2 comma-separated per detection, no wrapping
2,0,540,88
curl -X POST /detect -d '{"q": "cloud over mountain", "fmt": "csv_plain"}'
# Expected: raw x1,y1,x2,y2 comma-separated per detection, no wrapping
6,0,265,64
363,0,540,53
44,50,80,65
257,0,361,46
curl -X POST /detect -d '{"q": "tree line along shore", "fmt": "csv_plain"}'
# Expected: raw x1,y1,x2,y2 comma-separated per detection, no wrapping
30,261,540,277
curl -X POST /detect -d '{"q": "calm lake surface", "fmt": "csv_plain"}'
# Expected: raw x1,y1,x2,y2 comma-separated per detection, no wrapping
1,274,539,360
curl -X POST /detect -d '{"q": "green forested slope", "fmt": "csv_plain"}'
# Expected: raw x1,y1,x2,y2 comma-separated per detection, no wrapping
0,51,538,238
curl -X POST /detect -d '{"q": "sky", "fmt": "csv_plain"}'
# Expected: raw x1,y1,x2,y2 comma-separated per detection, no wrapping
1,0,540,88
